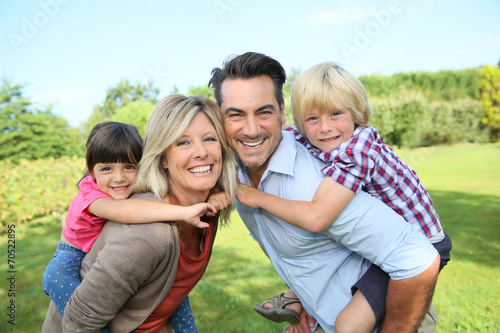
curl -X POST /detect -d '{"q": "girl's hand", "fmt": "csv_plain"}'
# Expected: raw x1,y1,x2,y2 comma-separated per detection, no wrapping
236,183,263,209
206,191,231,216
183,203,217,228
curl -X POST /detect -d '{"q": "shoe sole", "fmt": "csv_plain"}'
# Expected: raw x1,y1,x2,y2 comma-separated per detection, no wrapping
253,306,300,324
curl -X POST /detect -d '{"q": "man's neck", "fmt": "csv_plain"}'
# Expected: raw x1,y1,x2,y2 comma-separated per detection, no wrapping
247,169,264,188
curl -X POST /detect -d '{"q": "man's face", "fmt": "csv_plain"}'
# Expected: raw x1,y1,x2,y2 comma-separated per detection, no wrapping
220,76,285,174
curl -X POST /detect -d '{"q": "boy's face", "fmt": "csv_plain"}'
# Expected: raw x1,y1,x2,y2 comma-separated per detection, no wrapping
91,162,138,200
303,108,355,153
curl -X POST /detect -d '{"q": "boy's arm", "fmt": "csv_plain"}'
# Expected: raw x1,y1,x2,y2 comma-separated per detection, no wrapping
88,198,216,229
205,191,231,217
237,177,355,233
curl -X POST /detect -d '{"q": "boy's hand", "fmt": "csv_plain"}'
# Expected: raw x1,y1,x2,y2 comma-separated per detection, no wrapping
183,203,217,228
237,183,264,209
206,191,231,216
287,309,317,333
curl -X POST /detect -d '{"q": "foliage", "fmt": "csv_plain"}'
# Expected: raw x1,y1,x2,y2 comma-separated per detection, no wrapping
283,67,301,124
370,88,489,148
83,80,160,135
478,64,500,140
1,143,499,332
187,85,214,100
0,156,83,234
0,80,84,162
111,100,155,138
360,67,481,101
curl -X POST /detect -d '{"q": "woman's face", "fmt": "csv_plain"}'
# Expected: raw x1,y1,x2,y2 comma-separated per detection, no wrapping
162,112,222,201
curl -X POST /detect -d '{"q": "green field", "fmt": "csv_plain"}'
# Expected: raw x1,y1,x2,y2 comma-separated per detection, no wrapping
1,143,499,332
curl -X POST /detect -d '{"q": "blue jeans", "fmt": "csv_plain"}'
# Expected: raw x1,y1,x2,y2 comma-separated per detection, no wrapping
42,242,110,333
171,295,200,333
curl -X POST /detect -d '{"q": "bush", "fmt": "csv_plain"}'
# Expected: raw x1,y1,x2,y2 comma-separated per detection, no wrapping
369,88,489,148
0,156,83,234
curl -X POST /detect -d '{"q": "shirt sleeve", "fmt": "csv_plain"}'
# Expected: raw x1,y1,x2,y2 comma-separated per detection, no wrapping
322,129,377,193
285,125,309,146
78,175,111,225
322,192,438,280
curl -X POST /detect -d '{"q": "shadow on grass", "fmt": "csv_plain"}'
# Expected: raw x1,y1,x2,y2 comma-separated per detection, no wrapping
429,189,500,268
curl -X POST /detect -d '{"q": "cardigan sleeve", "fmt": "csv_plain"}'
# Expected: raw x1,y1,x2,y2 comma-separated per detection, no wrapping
62,194,179,332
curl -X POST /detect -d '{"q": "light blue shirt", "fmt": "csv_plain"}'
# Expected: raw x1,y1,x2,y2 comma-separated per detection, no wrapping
236,131,438,333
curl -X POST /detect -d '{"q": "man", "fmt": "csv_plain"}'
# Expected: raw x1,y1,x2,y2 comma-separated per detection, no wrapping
209,52,440,333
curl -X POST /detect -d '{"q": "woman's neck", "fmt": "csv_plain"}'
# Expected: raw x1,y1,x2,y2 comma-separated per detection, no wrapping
163,190,208,257
164,190,209,207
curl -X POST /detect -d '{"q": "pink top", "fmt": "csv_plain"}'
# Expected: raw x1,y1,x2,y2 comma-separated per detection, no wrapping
62,175,111,252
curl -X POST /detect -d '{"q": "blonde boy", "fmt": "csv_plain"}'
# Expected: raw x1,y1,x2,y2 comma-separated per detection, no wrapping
238,62,451,332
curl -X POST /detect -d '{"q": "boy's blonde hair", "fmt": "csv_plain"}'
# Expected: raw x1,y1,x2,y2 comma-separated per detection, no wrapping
291,62,373,135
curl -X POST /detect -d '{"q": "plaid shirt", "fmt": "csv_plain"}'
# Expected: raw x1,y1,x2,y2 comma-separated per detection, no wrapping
287,125,442,238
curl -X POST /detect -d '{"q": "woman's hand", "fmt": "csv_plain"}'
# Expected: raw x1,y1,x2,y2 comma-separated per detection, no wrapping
183,203,217,228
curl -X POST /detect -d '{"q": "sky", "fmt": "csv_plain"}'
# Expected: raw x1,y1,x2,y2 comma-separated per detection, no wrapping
1,0,499,127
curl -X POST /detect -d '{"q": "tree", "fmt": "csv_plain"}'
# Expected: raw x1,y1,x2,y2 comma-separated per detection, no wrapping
0,80,83,162
83,80,160,135
187,85,214,100
479,64,500,140
283,68,301,124
111,101,155,138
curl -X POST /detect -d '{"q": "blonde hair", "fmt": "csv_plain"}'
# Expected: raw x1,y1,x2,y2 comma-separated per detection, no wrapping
134,94,237,224
291,62,373,135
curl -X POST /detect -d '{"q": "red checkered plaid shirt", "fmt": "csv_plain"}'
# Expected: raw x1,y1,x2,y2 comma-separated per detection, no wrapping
287,125,442,238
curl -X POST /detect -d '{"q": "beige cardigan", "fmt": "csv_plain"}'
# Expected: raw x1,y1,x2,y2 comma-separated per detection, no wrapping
42,192,180,332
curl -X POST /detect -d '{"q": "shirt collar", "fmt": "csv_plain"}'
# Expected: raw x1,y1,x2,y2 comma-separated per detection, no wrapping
237,131,297,185
263,130,297,178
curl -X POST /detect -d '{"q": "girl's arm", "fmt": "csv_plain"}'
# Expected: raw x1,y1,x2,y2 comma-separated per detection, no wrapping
88,198,216,229
237,177,355,233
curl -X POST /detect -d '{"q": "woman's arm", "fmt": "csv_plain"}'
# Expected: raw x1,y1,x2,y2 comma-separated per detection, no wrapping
62,222,178,332
237,177,355,233
88,198,216,228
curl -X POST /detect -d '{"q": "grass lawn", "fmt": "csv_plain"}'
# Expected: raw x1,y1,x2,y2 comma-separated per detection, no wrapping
1,143,499,332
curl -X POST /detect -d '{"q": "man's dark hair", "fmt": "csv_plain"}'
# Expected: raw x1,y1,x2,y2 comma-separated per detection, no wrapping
208,52,287,108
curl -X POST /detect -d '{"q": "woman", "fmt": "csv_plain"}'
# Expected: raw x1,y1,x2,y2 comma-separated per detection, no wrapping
42,94,237,332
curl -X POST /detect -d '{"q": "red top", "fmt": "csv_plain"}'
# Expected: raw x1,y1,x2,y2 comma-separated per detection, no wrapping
133,219,214,332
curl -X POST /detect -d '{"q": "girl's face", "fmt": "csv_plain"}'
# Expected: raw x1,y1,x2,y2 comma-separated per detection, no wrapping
92,162,138,200
303,108,355,153
162,112,222,202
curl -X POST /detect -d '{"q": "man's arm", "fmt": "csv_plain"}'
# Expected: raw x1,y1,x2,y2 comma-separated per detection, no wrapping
380,255,440,333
